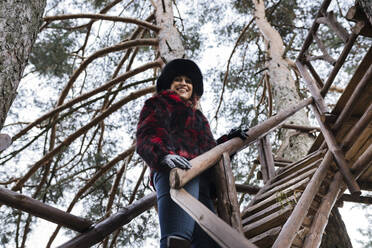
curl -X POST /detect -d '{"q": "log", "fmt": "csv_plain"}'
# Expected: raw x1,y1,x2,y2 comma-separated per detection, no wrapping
235,184,260,194
170,188,258,248
262,136,276,179
281,123,320,132
342,97,372,151
0,187,92,232
272,151,333,248
320,21,365,97
296,60,328,115
310,104,360,195
257,140,269,183
303,143,372,247
170,98,313,189
332,64,372,131
214,153,243,232
298,0,332,61
340,194,372,205
57,193,156,248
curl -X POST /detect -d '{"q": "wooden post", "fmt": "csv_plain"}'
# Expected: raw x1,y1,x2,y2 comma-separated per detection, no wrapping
257,139,269,183
311,104,361,195
342,101,372,150
332,64,372,131
272,151,333,248
170,98,313,189
296,60,328,115
57,193,156,248
298,0,332,61
0,187,92,232
170,188,258,248
214,153,243,232
303,143,372,247
320,21,365,97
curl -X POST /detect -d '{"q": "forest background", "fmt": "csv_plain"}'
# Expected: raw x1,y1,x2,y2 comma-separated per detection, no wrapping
0,0,371,247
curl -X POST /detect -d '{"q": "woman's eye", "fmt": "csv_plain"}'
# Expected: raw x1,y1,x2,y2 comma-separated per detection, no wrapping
174,77,182,82
185,79,192,84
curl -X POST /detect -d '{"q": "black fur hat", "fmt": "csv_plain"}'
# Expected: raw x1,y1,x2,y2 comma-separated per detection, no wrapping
156,58,203,96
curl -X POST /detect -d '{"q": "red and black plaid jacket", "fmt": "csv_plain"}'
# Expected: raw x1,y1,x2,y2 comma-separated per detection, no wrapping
136,90,217,174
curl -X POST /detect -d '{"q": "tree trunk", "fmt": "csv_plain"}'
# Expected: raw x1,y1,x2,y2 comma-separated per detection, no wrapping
358,0,372,25
253,0,314,162
320,208,354,248
252,1,352,247
0,0,46,130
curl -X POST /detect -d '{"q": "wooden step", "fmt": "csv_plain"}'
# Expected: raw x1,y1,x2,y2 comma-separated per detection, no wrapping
242,177,310,217
243,204,294,238
273,150,324,183
252,167,317,205
242,192,302,226
248,226,281,248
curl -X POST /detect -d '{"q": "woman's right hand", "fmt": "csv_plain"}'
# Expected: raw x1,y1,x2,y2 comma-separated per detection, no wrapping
160,154,192,170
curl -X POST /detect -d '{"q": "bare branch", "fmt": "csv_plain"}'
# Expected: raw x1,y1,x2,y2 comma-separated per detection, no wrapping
44,14,160,32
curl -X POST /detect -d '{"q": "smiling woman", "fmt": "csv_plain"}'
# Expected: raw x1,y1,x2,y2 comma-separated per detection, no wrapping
170,75,193,101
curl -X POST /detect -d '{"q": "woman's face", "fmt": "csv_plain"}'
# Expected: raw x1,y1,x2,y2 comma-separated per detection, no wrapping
170,75,193,100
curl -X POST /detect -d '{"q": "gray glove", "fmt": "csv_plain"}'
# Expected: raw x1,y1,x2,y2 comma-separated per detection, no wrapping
160,154,192,170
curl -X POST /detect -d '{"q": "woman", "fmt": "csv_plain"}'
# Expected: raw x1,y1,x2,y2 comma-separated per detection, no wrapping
136,59,246,248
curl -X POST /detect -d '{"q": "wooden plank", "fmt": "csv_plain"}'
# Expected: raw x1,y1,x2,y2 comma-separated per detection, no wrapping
242,192,302,226
242,177,310,217
170,188,257,248
243,204,294,238
246,152,323,210
272,151,333,248
214,153,243,232
274,150,324,182
310,104,361,195
252,167,317,204
265,160,321,195
248,226,281,247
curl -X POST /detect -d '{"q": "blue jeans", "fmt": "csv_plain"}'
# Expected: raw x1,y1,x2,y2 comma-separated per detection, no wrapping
153,170,220,248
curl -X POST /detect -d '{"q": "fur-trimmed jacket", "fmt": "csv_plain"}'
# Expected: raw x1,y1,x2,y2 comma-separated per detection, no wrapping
136,90,217,174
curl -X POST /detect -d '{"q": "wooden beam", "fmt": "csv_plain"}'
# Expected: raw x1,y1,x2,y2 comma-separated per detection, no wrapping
0,187,92,233
296,60,328,115
57,193,156,248
281,124,320,132
320,21,365,97
303,143,372,247
170,188,258,248
310,104,361,195
170,98,313,189
235,184,260,194
272,151,333,248
340,194,372,204
214,153,243,232
342,100,372,151
316,11,349,42
298,0,332,61
332,64,372,131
